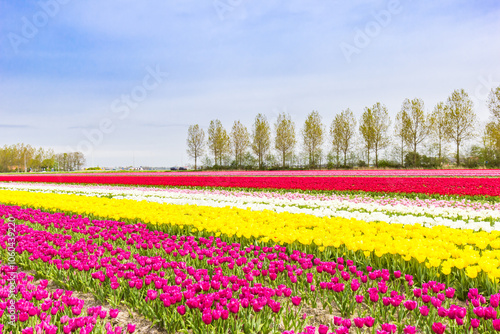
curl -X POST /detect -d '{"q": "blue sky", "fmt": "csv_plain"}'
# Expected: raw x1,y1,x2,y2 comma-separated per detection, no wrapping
1,0,499,167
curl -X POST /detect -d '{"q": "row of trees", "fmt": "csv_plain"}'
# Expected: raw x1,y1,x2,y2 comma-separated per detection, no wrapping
0,144,85,172
484,86,500,164
186,87,500,169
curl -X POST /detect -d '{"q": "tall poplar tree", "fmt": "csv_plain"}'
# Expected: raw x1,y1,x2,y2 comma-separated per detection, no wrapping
302,111,324,168
275,113,296,168
444,89,476,166
251,114,271,169
208,119,230,166
401,98,428,166
230,120,250,168
360,103,390,167
186,124,205,170
429,102,448,165
331,108,356,167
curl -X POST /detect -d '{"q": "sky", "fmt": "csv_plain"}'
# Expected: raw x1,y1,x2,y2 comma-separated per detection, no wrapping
1,0,499,167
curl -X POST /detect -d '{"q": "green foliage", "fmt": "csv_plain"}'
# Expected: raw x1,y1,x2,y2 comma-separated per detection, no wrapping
0,144,84,172
404,152,439,168
378,159,400,168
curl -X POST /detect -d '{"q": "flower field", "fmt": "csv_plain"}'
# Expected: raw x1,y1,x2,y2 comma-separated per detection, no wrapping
1,171,500,333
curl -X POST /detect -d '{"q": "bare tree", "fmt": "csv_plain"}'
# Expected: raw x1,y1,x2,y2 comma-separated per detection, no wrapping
251,113,271,169
401,98,428,166
359,108,375,167
208,119,230,167
429,102,448,165
485,86,500,160
393,110,407,166
53,152,84,171
74,152,86,170
444,89,476,166
330,118,342,168
231,120,250,168
275,112,296,168
302,111,324,168
488,86,500,122
186,124,205,170
55,153,67,171
331,108,356,167
372,103,391,168
360,103,390,167
20,144,35,172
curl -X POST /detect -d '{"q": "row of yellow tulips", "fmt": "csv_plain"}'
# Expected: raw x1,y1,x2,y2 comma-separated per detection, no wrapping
0,189,499,285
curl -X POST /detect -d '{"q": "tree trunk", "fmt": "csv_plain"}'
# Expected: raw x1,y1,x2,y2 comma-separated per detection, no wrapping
312,147,315,168
438,141,442,166
343,150,347,167
400,138,404,167
456,142,460,166
367,149,370,167
414,143,417,167
283,151,286,169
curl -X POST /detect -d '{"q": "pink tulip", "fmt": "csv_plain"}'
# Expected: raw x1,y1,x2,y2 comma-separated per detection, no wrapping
353,318,364,328
202,311,212,325
431,322,446,334
419,305,429,316
403,326,416,334
492,319,500,331
318,324,329,334
109,309,119,319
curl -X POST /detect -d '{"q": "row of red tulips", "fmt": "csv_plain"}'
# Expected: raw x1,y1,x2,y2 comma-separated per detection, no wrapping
0,174,498,197
2,205,500,333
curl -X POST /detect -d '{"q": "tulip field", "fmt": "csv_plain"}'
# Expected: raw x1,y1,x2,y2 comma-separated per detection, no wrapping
1,171,500,333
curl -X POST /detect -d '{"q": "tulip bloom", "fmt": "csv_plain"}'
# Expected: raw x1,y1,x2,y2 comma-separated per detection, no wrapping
176,305,186,315
318,325,329,334
431,322,446,334
492,319,500,331
127,324,136,333
109,309,120,319
291,296,301,306
202,312,212,325
403,326,416,334
353,318,364,328
419,305,429,316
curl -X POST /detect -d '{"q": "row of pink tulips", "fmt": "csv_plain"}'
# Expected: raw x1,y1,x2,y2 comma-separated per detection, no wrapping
0,263,134,334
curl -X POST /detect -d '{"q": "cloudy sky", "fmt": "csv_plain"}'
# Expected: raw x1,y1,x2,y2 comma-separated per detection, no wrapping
1,0,499,167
